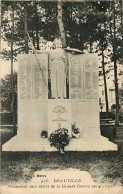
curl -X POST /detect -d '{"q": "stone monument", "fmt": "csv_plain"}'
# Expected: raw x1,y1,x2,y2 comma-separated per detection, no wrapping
3,49,117,151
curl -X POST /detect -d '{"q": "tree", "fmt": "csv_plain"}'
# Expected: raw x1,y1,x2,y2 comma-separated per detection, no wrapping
1,73,17,113
95,2,111,118
11,2,16,132
33,1,39,50
57,1,66,47
119,89,123,104
109,1,122,125
102,50,109,117
24,2,28,53
113,3,119,126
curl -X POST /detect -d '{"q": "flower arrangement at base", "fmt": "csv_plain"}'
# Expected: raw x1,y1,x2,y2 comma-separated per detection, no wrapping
49,128,70,154
40,130,48,138
72,122,80,138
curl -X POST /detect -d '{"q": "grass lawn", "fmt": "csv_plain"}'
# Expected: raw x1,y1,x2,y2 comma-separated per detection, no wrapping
1,127,123,186
1,150,123,186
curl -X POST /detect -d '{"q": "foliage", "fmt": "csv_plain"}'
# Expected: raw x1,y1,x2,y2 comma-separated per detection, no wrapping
0,72,17,113
49,128,70,151
1,1,122,59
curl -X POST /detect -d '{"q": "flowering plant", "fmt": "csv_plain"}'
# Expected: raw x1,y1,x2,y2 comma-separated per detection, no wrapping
40,130,48,138
49,128,70,153
72,122,80,138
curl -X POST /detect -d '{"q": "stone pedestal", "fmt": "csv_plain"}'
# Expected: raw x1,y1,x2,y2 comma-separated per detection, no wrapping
71,101,100,137
48,100,71,137
18,100,48,137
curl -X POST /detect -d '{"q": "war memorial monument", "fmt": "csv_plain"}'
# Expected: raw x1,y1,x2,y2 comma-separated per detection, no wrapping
3,43,117,151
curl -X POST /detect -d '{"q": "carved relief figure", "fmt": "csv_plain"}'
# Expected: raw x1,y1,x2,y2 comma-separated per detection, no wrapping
49,39,67,99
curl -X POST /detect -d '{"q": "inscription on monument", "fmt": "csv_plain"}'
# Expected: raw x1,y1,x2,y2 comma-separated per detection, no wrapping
69,53,98,100
18,54,48,100
19,59,27,100
27,63,33,99
69,55,84,99
84,55,98,100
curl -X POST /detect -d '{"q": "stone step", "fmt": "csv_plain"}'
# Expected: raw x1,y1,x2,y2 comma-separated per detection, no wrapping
2,136,117,151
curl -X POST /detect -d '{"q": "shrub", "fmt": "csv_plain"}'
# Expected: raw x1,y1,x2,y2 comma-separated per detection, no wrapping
49,128,70,153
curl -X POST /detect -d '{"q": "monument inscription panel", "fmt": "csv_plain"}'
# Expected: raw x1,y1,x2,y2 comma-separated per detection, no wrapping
27,62,33,99
19,58,28,99
33,57,48,99
69,55,84,99
69,53,98,101
84,54,98,100
18,54,48,100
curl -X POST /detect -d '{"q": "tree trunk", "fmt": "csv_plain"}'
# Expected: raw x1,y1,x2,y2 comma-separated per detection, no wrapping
78,6,83,51
79,25,84,51
89,35,92,53
114,58,119,126
11,4,16,135
113,2,119,126
122,0,123,41
24,3,28,53
36,30,39,50
32,33,35,48
102,47,109,118
57,1,66,48
35,1,39,50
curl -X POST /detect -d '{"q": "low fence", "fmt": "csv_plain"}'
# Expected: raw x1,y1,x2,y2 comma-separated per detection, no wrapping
100,112,123,123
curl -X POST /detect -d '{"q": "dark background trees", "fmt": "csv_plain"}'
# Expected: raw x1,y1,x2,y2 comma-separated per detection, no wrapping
1,72,17,113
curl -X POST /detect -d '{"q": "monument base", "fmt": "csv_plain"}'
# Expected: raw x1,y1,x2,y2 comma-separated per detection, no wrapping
2,136,117,151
